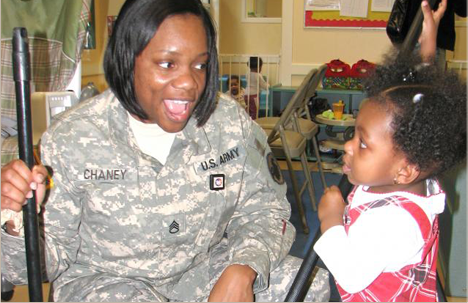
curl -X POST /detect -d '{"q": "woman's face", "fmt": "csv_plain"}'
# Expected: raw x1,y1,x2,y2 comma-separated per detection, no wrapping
342,100,407,192
134,14,208,132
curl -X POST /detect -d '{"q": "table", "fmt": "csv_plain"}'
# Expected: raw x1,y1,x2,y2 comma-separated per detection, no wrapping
315,113,355,150
316,89,366,114
315,113,355,174
267,85,366,117
314,113,355,127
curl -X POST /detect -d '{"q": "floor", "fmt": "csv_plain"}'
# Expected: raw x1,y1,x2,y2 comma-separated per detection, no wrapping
2,163,466,302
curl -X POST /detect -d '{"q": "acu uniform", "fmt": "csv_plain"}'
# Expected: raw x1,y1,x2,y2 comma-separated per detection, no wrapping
1,91,329,301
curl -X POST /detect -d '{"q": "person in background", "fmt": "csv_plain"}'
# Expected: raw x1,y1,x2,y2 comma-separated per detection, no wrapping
245,56,269,120
315,0,466,301
397,0,466,68
1,0,330,301
428,0,466,68
225,74,247,110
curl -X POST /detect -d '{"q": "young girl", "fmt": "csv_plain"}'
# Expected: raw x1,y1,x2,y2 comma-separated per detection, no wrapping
245,56,269,120
314,4,466,303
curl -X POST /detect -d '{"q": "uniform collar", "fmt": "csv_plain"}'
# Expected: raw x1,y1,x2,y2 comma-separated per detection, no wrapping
107,92,135,149
108,92,213,166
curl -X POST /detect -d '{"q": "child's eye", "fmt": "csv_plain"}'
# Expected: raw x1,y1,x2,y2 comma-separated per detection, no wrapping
360,140,367,149
194,62,207,70
158,62,173,69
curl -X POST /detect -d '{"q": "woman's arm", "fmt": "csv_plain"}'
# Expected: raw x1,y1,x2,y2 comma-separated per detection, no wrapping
210,116,295,299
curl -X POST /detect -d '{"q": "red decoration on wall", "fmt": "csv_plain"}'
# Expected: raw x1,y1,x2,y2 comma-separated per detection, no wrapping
305,11,387,28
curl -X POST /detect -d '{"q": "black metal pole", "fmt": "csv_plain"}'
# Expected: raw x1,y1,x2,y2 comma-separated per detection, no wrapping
285,175,353,302
12,27,43,302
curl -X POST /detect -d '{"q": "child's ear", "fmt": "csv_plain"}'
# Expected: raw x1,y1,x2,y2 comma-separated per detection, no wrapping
395,163,421,185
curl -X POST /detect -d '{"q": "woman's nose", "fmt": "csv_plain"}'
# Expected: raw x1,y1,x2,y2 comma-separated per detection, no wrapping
172,68,197,91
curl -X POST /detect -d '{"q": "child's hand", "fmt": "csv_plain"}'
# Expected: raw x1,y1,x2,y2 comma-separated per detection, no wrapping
419,0,447,62
318,186,346,234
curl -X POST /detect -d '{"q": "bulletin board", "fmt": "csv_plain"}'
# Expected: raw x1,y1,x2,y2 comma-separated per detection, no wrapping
305,0,391,28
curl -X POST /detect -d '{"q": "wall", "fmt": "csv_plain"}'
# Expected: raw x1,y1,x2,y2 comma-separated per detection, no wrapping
282,1,467,85
293,4,392,65
284,1,391,85
82,1,467,88
449,18,467,61
266,0,282,18
81,0,126,92
219,0,281,55
439,162,467,297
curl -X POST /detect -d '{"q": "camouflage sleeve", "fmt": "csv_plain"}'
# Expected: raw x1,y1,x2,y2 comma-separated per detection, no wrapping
226,110,296,293
1,230,31,284
35,121,84,281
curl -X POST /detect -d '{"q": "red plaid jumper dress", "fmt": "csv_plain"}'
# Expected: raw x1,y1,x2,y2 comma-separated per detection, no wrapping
336,193,440,302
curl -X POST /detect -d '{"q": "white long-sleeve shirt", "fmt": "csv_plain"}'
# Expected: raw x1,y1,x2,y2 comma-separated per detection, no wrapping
245,71,269,96
314,180,445,294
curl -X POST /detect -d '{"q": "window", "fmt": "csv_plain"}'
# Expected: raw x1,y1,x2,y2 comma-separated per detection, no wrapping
242,0,282,23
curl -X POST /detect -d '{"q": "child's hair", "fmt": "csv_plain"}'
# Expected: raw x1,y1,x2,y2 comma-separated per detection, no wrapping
363,50,466,178
228,74,240,86
249,56,263,71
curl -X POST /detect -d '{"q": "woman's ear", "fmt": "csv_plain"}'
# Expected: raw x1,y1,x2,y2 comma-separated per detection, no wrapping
394,163,421,185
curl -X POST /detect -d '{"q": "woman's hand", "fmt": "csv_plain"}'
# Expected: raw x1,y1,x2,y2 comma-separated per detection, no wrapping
318,185,346,234
1,160,48,235
419,0,447,61
208,264,257,302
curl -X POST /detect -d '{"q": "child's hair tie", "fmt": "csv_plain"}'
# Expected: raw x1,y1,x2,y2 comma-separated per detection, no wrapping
402,63,430,83
402,68,417,82
413,93,424,103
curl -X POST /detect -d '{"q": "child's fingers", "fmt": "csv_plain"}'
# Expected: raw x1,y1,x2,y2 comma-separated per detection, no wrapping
433,0,447,24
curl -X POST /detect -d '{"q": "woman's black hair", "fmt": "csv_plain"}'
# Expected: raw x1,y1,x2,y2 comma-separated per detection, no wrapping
104,0,219,127
363,49,466,178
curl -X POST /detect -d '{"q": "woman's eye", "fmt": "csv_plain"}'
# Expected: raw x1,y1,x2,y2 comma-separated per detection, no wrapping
360,140,367,149
158,62,173,69
194,62,207,70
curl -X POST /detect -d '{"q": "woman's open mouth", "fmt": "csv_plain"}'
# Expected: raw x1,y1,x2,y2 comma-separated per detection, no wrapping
164,99,191,122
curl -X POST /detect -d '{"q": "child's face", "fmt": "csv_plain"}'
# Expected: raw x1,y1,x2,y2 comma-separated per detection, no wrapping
230,79,240,95
342,100,407,192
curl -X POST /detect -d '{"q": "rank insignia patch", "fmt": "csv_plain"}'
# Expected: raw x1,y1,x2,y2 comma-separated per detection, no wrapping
266,152,284,185
169,220,180,234
210,174,225,190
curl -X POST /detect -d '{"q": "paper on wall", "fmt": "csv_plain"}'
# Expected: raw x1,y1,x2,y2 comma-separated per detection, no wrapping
340,0,369,18
371,0,395,12
305,0,340,11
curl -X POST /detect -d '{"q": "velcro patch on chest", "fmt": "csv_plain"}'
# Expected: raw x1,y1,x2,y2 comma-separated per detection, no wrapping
161,213,186,237
78,168,131,181
195,145,245,174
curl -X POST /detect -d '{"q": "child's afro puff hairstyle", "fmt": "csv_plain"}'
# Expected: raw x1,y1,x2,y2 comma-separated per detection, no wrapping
363,49,466,178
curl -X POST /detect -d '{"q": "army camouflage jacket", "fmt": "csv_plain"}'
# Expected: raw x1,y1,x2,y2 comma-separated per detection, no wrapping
1,90,295,300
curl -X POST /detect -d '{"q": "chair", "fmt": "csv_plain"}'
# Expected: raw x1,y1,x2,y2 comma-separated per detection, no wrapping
257,66,328,190
258,68,324,234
